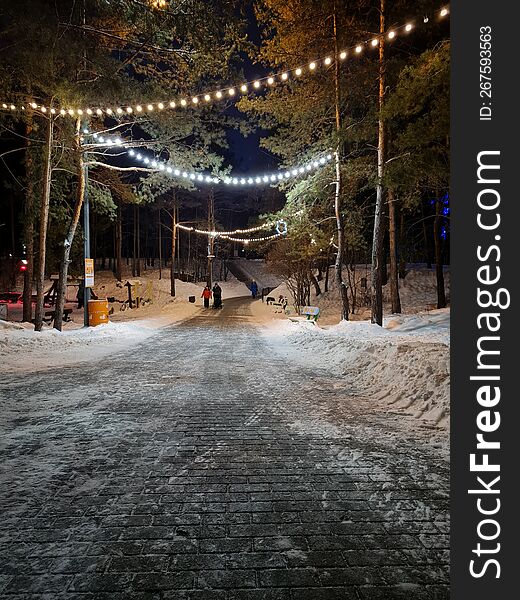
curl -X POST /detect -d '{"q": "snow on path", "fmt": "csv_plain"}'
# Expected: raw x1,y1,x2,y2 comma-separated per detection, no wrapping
0,297,449,598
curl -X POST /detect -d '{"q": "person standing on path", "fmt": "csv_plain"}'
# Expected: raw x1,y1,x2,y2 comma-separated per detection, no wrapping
212,283,222,309
250,280,258,299
201,285,212,308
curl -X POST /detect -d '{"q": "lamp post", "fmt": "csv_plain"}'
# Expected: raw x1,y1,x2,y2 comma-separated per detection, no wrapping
83,161,91,326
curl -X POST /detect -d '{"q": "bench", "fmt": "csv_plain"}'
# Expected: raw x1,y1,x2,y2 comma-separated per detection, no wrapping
43,308,73,325
301,306,320,322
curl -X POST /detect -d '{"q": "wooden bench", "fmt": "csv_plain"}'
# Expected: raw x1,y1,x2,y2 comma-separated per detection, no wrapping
43,308,73,325
301,306,320,322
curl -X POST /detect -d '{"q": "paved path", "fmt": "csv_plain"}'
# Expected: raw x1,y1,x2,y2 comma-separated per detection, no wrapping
0,298,449,599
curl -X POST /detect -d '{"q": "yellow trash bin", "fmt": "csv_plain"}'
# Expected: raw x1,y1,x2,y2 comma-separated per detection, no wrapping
88,299,109,326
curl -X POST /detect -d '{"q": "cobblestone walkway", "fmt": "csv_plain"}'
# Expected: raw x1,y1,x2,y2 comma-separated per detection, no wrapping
0,298,449,599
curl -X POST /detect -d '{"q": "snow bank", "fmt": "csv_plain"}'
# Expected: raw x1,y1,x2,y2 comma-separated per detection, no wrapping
262,309,450,429
0,320,157,374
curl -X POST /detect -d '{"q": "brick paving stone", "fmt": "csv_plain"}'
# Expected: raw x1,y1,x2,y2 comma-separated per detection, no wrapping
0,298,449,598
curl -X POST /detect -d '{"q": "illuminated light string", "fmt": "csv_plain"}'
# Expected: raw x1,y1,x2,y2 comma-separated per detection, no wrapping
175,219,287,240
176,222,274,236
0,6,450,116
220,232,285,245
123,147,333,186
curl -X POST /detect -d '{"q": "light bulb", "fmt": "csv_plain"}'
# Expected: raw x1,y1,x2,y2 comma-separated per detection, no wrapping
30,102,37,109
253,81,260,88
126,106,133,113
240,84,248,92
166,166,172,173
281,72,288,80
50,108,56,114
228,88,235,96
340,51,347,60
423,16,429,23
309,62,316,70
129,149,135,156
174,169,180,176
204,94,211,101
295,68,302,76
41,106,47,113
440,8,448,17
116,107,123,114
388,31,395,39
180,99,187,106
355,45,362,53
324,57,332,65
144,158,150,164
267,77,274,85
96,108,103,115
405,23,413,31
87,108,93,115
192,97,199,103
169,101,176,108
136,153,142,160
106,108,112,114
371,38,379,46
255,177,261,184
59,108,66,115
215,91,223,99
68,109,75,115
240,178,246,185
158,102,164,109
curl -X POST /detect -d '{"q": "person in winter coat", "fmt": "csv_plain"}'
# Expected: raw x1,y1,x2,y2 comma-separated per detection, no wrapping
201,285,212,308
250,280,258,299
212,283,222,309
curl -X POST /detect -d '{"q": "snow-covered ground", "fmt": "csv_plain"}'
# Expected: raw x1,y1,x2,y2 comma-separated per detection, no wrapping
1,265,449,433
261,308,450,430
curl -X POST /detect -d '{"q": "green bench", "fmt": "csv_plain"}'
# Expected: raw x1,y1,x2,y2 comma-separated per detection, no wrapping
301,306,320,322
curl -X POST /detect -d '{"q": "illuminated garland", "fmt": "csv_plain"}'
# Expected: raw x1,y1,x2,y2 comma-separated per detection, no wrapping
0,6,450,117
122,147,333,186
176,222,274,236
220,232,284,245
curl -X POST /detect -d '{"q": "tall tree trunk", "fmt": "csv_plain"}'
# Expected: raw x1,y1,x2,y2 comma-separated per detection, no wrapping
434,196,447,308
310,273,322,297
421,200,433,268
333,5,349,321
22,116,35,322
132,205,137,277
398,209,406,278
171,200,177,296
136,205,141,276
54,120,86,331
158,209,162,280
388,189,401,314
34,114,54,331
324,246,331,293
115,201,122,281
371,0,386,326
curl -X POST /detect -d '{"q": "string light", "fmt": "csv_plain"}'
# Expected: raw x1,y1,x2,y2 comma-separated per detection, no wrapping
0,5,450,117
119,145,333,187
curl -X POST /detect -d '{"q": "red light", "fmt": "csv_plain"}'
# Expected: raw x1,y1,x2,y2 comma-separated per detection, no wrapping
20,265,27,272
